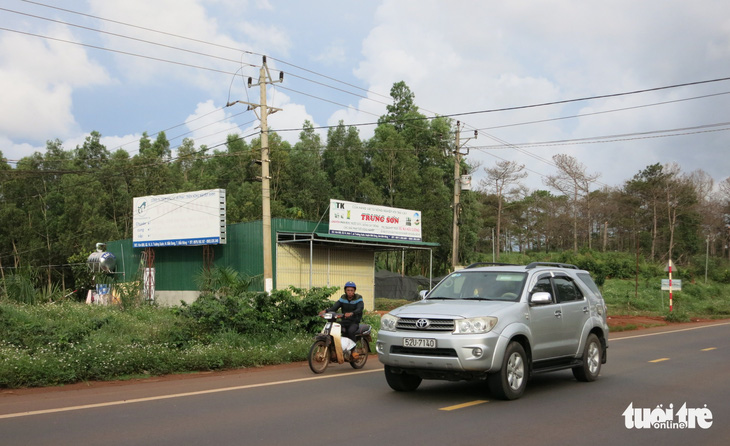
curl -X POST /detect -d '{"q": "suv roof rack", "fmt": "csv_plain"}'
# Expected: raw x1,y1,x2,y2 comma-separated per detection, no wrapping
465,262,517,269
525,262,579,270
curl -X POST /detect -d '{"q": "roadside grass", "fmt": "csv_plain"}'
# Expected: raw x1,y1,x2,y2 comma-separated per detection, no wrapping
602,278,730,321
1,276,727,389
0,298,382,389
374,297,411,312
608,324,639,332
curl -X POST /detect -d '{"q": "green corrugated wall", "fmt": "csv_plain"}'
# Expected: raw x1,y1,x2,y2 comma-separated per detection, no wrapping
105,219,325,292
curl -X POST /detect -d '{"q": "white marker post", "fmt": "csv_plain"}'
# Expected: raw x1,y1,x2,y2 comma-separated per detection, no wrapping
668,260,673,312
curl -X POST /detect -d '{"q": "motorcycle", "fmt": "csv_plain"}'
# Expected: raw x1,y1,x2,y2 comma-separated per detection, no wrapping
308,312,372,374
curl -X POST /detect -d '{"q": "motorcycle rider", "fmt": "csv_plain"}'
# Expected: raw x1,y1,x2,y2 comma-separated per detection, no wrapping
320,281,364,346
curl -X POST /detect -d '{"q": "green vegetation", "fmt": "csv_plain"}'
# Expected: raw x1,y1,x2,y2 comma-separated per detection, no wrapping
374,297,411,312
1,251,729,389
2,81,729,300
1,276,727,389
602,278,730,319
0,286,381,389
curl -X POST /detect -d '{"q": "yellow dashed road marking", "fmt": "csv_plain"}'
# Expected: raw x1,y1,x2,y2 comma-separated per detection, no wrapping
440,400,489,411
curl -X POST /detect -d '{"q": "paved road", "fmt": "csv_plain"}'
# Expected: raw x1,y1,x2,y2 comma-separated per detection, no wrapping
1,321,728,446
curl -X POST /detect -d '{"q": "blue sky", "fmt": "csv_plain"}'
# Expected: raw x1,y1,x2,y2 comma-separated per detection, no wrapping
1,0,729,193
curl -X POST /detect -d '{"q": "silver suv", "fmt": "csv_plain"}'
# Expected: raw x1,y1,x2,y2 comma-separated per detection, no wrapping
377,262,608,400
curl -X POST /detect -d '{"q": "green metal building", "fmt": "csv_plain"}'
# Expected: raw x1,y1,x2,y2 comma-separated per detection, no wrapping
106,218,438,310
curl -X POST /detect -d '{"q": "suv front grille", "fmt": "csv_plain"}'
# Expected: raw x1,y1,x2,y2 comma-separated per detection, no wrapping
391,346,458,357
396,317,454,332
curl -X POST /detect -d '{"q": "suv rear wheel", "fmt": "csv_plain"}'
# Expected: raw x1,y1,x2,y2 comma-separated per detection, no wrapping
572,333,602,382
488,341,527,400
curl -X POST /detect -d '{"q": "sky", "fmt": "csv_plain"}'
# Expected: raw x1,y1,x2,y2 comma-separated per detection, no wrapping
1,0,729,193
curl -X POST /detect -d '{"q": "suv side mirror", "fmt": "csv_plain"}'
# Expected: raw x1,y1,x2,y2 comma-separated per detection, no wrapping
530,292,552,305
419,289,429,300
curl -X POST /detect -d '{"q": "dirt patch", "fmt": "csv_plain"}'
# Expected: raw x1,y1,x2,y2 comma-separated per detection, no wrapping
606,314,716,330
607,315,666,330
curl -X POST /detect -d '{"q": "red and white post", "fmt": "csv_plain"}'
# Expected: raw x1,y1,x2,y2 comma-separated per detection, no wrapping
668,259,673,312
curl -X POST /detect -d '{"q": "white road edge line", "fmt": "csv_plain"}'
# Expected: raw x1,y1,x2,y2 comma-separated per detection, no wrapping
0,368,384,420
610,321,730,341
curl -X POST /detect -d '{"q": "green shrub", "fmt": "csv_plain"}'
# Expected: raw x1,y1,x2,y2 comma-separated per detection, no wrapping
374,297,410,312
175,286,335,336
664,311,690,323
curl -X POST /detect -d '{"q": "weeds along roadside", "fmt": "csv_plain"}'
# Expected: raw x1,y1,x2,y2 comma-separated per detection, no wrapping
1,277,727,389
0,287,383,389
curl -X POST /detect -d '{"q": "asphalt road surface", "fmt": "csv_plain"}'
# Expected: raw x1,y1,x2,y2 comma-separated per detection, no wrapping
1,321,728,446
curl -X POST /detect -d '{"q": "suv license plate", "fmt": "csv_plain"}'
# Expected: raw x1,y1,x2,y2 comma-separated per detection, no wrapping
403,338,436,348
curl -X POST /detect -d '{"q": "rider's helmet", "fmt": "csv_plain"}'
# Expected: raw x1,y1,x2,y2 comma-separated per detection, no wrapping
344,281,357,290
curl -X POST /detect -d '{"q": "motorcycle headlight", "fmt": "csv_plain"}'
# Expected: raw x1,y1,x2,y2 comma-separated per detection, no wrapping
454,317,498,334
380,313,398,332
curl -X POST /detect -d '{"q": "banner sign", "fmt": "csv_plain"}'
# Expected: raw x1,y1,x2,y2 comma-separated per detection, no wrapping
661,279,682,291
329,199,422,241
133,189,226,248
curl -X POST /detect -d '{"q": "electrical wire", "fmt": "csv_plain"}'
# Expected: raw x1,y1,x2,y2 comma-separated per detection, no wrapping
5,1,730,192
7,4,730,157
475,122,730,150
7,3,393,109
475,91,730,131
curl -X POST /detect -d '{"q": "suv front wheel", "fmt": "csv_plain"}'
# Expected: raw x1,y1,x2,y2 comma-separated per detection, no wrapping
384,365,422,391
572,333,602,382
488,341,528,400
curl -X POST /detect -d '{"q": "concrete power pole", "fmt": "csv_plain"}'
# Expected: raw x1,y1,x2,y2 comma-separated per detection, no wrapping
226,56,283,292
451,121,476,270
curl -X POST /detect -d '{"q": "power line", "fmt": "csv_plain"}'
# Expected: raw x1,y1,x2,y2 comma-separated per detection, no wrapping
475,122,730,150
8,6,730,149
6,2,730,192
19,0,260,56
9,2,393,110
476,91,730,131
0,26,241,76
0,7,259,68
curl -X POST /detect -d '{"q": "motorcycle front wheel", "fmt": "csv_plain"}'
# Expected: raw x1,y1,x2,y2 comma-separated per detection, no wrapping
350,338,369,369
308,340,329,374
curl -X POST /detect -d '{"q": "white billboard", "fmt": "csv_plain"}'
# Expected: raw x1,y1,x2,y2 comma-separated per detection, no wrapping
329,199,422,241
133,189,226,247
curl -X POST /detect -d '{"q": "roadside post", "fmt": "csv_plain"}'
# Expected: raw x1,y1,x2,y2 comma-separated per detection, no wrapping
662,260,681,312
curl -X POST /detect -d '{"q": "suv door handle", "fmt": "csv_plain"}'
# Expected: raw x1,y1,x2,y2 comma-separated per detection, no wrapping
554,310,562,318
583,307,589,314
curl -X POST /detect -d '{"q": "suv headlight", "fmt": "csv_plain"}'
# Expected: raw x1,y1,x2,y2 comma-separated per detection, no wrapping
454,317,498,334
380,313,398,332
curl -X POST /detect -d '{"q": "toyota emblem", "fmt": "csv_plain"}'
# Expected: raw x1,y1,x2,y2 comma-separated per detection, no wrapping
415,318,431,329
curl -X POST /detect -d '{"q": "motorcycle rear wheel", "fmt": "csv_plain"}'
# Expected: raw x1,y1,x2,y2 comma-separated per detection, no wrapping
350,338,369,369
308,340,329,374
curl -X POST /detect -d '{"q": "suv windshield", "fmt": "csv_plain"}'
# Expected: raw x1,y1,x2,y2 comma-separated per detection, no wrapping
428,271,527,301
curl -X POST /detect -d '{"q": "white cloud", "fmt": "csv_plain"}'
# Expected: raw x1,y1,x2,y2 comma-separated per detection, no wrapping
348,0,730,190
184,100,244,148
0,26,110,142
0,137,41,164
1,0,727,191
312,40,347,65
87,0,285,93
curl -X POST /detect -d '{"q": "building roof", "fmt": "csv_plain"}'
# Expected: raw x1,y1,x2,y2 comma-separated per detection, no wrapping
276,231,439,251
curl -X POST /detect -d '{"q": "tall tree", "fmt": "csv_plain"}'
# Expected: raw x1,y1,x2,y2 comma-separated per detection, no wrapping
480,160,527,260
280,121,331,219
544,154,600,253
626,163,670,259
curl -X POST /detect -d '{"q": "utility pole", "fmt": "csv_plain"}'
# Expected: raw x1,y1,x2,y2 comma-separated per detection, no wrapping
227,56,283,292
451,121,476,270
